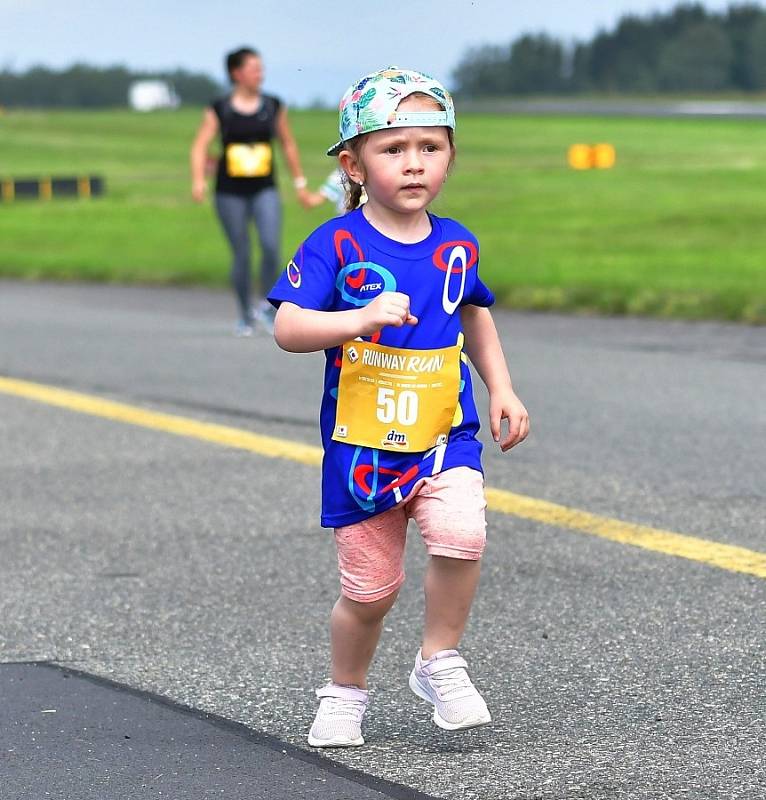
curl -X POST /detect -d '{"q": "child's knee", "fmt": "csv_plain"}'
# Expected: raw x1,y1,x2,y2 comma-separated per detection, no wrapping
337,587,400,621
426,531,486,561
339,575,404,607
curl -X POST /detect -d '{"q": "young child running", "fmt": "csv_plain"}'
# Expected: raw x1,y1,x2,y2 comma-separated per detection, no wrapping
268,67,529,747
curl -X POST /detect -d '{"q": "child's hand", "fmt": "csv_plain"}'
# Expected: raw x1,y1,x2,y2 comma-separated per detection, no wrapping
357,292,418,336
489,388,529,452
301,190,328,209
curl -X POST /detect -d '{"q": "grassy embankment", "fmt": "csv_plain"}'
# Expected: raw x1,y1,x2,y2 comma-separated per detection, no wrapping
1,107,765,322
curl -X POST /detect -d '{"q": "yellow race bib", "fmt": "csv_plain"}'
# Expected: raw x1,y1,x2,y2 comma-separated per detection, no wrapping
333,341,461,452
225,142,273,177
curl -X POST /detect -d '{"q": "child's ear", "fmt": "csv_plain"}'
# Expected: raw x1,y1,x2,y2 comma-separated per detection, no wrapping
338,150,364,186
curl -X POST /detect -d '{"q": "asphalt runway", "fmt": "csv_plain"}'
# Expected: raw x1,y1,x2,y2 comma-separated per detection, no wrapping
1,281,764,799
2,662,438,800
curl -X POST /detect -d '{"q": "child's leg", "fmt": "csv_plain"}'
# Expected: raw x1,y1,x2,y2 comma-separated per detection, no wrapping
422,556,481,659
331,505,408,688
330,591,399,688
407,468,490,730
409,466,487,657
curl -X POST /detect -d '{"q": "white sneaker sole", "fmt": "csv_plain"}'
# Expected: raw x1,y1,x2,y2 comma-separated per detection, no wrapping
408,669,492,731
307,733,364,748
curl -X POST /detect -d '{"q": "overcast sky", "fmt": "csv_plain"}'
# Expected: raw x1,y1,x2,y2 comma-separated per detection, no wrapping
2,0,743,105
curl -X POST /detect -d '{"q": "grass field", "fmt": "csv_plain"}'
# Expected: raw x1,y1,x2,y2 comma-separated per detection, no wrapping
1,107,765,322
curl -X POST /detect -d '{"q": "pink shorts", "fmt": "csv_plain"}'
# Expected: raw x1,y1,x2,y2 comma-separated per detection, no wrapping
334,466,487,603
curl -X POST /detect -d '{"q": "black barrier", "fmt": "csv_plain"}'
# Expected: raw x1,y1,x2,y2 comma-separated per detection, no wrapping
1,176,105,201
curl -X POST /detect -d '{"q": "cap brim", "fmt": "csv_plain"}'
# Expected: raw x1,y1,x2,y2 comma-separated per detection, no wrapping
326,141,343,156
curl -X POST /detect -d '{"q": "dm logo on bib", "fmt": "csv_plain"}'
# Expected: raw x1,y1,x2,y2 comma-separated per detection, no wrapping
336,262,396,307
382,428,409,449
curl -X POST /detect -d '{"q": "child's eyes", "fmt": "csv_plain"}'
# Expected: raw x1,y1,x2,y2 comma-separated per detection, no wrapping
383,144,441,155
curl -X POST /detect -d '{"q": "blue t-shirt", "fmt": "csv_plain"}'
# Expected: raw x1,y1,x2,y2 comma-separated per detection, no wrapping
268,207,495,528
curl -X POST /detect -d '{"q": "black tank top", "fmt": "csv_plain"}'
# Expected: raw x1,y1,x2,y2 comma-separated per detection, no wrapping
211,94,282,195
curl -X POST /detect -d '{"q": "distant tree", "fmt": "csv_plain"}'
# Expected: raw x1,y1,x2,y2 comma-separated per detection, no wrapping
0,64,220,107
658,21,733,90
724,3,766,89
452,44,512,97
745,15,766,89
587,6,713,91
569,42,593,92
658,2,711,38
588,15,662,91
450,1,766,97
161,69,221,105
61,64,132,107
608,16,661,91
507,34,566,94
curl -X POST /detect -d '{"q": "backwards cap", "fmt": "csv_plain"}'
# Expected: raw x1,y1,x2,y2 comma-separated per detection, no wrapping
327,66,455,156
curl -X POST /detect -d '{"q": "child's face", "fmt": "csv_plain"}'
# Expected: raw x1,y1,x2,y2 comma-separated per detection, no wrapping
353,96,452,218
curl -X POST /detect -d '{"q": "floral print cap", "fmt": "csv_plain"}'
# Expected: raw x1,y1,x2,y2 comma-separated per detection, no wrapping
327,66,455,156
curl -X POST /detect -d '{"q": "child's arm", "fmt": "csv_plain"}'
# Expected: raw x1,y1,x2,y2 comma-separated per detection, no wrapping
460,305,529,451
274,293,418,353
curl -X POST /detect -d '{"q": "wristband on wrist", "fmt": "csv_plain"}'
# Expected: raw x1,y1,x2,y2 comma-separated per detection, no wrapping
293,176,307,189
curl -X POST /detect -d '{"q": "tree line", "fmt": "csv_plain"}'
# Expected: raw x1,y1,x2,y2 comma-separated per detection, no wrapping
0,64,221,108
452,3,766,96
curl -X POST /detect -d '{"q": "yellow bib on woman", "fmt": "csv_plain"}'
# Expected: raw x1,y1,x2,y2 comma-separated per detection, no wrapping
225,142,273,177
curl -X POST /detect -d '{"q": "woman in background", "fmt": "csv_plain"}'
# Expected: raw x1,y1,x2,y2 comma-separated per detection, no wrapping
191,47,310,336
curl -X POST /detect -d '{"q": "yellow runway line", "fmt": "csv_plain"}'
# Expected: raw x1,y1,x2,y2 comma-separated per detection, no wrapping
0,376,322,467
484,488,766,579
2,375,765,580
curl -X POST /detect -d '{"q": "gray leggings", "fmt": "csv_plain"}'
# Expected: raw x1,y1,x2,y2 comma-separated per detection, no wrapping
214,188,282,322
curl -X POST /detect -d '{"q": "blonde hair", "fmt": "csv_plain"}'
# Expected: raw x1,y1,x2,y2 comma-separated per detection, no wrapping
339,92,456,212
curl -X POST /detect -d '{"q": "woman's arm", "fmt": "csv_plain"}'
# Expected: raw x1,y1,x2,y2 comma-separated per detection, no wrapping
274,106,310,206
190,108,219,202
274,293,417,353
460,304,529,451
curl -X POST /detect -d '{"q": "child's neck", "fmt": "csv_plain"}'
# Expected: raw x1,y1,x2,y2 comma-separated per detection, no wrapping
362,202,431,244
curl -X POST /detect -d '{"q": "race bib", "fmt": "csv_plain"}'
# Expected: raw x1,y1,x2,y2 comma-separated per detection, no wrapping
333,341,461,452
225,142,273,177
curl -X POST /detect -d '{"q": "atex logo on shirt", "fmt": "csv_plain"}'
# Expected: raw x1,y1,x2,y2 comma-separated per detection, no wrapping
336,261,396,307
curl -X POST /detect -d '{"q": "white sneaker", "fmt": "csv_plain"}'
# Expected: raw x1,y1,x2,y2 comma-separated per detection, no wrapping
307,683,368,747
409,649,491,731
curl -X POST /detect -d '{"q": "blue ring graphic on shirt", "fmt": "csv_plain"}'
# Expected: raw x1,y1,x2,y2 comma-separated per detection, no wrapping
348,446,378,512
336,262,396,307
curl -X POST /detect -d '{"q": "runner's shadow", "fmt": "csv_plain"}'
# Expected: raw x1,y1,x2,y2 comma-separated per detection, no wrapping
375,719,495,754
420,727,495,754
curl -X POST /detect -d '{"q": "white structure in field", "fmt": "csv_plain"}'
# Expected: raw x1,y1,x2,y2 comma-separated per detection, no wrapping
128,80,180,111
